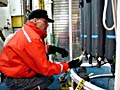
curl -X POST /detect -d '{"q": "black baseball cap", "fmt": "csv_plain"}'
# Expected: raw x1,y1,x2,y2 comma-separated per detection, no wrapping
28,9,54,23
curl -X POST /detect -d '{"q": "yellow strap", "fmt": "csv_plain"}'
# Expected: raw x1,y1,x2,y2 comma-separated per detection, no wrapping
88,73,94,77
75,79,85,90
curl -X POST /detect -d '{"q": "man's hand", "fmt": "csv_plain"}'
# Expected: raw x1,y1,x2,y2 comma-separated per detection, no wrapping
47,45,68,58
68,57,82,68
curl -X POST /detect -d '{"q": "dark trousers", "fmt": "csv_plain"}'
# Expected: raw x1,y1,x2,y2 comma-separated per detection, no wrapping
5,74,54,90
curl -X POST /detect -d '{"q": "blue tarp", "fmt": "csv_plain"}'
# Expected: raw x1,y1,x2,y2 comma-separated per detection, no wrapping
86,65,114,90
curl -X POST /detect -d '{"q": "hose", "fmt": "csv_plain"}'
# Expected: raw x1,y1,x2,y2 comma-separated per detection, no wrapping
102,0,115,31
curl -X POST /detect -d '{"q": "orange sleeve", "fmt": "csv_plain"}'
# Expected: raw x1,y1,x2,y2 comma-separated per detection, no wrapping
45,44,50,54
20,39,69,76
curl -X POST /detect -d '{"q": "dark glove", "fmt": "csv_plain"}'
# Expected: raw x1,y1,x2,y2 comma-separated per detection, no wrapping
48,45,69,58
78,73,90,81
56,47,69,57
77,67,90,81
68,58,82,68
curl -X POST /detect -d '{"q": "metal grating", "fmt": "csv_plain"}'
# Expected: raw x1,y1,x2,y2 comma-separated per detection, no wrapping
53,0,80,60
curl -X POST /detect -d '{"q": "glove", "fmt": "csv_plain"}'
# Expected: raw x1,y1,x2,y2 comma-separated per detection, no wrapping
77,67,90,81
47,45,69,58
78,73,90,81
68,58,82,68
56,47,69,57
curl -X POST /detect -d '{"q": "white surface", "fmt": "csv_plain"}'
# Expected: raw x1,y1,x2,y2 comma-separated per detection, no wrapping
0,0,11,28
9,0,23,16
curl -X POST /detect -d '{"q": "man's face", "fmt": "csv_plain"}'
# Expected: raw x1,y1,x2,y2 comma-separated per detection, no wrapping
34,18,48,30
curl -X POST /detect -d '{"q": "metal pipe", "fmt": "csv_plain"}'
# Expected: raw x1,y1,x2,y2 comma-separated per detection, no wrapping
69,0,72,61
30,0,32,10
114,0,120,90
111,0,117,32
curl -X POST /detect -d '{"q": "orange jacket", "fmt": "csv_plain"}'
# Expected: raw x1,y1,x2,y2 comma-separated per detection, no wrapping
0,21,69,78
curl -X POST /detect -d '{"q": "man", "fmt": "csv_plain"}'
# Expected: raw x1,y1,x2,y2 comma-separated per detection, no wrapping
0,9,82,90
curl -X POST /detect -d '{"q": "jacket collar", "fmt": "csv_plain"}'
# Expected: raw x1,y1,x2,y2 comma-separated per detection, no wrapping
25,21,47,39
